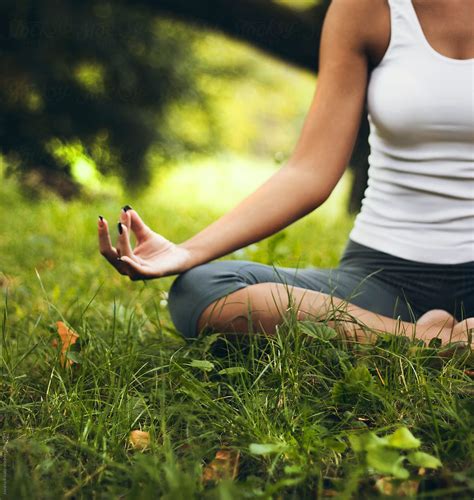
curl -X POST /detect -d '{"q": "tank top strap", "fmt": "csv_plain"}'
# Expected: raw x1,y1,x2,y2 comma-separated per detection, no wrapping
384,0,425,51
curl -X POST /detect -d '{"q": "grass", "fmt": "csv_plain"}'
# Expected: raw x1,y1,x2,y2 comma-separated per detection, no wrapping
0,163,473,499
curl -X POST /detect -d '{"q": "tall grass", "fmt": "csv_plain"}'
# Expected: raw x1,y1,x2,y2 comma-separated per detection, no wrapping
1,166,473,499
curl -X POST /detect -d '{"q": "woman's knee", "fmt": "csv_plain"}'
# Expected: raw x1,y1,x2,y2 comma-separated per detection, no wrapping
167,260,253,337
168,263,218,320
198,282,306,336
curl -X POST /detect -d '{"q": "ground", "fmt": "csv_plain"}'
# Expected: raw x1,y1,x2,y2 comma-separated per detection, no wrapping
1,169,473,499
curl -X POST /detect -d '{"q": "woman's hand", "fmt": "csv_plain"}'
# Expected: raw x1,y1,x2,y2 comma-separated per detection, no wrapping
98,207,193,280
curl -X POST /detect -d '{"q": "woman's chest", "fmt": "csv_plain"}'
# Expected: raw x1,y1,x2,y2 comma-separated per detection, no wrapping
367,60,473,144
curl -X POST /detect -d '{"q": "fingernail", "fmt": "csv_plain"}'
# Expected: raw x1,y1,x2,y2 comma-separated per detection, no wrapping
98,215,104,222
117,222,123,235
122,205,133,212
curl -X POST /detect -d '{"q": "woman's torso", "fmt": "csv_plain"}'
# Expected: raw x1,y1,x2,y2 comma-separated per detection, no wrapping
349,0,474,264
365,0,474,67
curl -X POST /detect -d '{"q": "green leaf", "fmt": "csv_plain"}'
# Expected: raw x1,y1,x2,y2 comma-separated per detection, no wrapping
188,359,215,372
249,443,286,455
428,337,442,348
347,365,374,384
366,447,409,479
407,451,442,469
199,333,222,353
218,367,247,376
298,321,337,342
386,427,421,450
66,351,83,364
349,432,387,452
323,437,347,453
284,464,303,475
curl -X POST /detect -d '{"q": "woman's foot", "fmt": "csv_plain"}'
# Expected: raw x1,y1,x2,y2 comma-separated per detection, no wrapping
416,309,473,348
416,309,457,328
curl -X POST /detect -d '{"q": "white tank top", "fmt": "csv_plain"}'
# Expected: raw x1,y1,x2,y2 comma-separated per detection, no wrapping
349,0,474,264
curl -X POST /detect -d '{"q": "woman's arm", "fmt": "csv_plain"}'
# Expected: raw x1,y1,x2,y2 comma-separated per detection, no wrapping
99,0,373,279
181,0,371,268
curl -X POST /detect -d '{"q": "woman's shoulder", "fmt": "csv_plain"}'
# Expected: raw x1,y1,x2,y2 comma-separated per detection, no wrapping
327,0,390,67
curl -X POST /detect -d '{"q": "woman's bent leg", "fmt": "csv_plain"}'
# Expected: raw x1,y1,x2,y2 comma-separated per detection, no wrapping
168,260,413,339
168,260,320,338
168,259,472,344
197,282,468,344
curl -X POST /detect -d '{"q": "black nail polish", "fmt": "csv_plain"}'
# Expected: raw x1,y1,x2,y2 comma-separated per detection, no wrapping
122,205,133,212
99,215,104,221
117,222,123,235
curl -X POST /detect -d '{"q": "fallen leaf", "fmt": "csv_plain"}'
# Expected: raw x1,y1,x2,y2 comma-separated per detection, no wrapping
52,321,80,368
129,430,150,450
202,448,240,483
375,477,420,497
322,489,339,497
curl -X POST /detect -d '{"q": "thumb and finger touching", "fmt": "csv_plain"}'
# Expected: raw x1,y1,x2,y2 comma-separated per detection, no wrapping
99,207,165,280
119,256,154,279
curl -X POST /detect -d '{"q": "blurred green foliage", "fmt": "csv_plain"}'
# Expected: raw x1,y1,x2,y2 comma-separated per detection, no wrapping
0,0,315,196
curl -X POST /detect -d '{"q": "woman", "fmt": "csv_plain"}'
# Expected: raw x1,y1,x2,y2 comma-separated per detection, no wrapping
98,0,473,345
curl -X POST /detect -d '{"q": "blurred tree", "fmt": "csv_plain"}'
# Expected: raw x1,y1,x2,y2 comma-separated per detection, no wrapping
0,0,369,210
145,0,369,212
0,0,219,195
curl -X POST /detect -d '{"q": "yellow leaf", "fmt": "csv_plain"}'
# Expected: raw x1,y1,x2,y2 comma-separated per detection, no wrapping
202,448,240,483
129,430,150,450
53,321,79,368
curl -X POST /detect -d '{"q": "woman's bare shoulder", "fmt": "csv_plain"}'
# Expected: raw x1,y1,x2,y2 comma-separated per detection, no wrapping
326,0,390,66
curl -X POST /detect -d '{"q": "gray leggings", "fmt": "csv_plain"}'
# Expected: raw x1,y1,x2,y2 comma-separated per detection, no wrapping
168,238,474,339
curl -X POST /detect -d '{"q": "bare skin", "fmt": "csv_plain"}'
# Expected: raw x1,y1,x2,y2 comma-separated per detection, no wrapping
197,283,472,345
98,0,474,347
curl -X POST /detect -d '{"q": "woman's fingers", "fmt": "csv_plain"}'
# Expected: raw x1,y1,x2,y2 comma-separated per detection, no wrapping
116,222,134,259
98,217,118,261
99,209,156,280
120,206,132,230
98,217,130,275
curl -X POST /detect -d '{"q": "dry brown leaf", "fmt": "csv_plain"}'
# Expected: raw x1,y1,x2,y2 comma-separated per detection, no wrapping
322,489,339,497
52,321,80,368
375,477,420,497
202,448,240,483
129,430,150,450
0,274,19,290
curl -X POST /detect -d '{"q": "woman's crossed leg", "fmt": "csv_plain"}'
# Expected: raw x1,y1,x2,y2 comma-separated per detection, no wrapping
197,282,471,345
168,260,473,345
